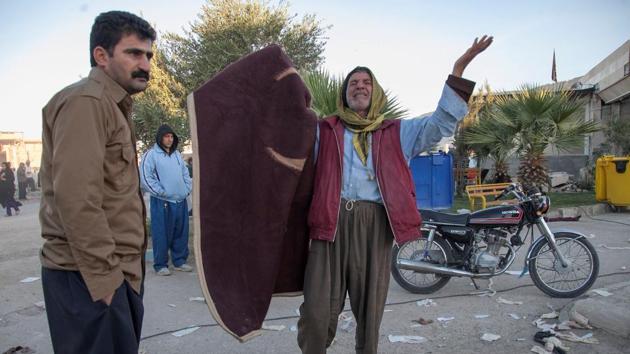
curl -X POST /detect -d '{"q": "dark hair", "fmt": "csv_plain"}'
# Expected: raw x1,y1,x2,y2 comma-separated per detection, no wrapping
89,11,156,67
341,66,373,108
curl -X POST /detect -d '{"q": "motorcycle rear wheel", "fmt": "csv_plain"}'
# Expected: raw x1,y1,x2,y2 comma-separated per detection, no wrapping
529,232,599,298
391,235,453,294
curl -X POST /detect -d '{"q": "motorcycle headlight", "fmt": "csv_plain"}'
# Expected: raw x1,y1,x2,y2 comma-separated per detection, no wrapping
535,195,550,216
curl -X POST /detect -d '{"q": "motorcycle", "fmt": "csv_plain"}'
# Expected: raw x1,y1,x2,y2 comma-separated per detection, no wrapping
391,183,599,298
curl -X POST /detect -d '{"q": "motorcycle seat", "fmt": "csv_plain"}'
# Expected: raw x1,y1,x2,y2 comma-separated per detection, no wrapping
419,209,470,226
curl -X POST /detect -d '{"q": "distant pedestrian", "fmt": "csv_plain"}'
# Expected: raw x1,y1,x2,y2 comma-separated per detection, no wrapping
0,162,21,216
186,157,193,178
17,162,27,200
25,160,37,191
140,124,193,276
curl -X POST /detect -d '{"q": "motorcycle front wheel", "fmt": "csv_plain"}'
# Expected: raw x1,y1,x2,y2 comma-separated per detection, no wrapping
391,234,453,294
529,232,599,298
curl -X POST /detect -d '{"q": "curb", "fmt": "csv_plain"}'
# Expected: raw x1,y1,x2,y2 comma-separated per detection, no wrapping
547,203,613,219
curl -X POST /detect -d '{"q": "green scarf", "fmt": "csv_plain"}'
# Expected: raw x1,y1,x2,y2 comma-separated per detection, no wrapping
336,68,388,165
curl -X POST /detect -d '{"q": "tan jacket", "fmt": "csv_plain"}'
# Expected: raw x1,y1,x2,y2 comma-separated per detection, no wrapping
40,67,146,301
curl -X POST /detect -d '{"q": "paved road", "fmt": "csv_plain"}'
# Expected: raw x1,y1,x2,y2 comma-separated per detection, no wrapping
1,196,629,353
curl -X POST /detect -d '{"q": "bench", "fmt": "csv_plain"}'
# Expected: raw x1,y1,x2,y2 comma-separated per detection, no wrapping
465,183,517,210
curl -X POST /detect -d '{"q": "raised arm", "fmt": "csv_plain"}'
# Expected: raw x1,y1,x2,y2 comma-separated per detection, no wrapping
451,35,493,78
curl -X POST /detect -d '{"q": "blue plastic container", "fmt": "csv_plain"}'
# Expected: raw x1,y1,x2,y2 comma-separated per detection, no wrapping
409,152,453,210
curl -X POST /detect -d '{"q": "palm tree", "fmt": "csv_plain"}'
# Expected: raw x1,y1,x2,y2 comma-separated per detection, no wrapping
453,82,496,194
464,104,517,183
472,84,599,190
302,69,408,119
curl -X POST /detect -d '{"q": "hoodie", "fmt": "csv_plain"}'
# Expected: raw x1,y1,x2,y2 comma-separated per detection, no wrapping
140,124,192,202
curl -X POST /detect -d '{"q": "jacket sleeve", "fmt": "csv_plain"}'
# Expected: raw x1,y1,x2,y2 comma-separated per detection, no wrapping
140,149,166,197
50,96,124,301
399,81,472,160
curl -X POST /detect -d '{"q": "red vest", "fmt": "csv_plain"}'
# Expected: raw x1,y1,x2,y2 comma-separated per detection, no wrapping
307,116,422,245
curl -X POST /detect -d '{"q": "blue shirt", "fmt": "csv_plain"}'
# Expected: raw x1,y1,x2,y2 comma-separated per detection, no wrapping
315,84,468,203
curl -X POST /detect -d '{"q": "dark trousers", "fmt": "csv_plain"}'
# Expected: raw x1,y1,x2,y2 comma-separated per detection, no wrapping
27,177,37,191
18,181,27,199
42,268,144,354
3,197,21,216
150,196,190,271
298,200,394,354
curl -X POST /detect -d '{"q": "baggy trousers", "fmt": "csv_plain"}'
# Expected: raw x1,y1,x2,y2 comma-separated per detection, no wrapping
298,200,394,354
42,268,143,354
150,196,190,271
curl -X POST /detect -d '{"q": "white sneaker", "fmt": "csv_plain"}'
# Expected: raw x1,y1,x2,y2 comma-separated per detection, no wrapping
174,264,193,272
156,267,171,276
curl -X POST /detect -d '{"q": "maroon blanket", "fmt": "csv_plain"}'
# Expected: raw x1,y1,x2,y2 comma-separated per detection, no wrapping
187,45,316,341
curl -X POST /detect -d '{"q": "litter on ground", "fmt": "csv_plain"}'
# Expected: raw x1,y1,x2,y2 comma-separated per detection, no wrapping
540,311,559,319
437,316,455,322
416,299,436,307
590,288,613,297
475,314,490,319
554,331,598,344
171,326,200,337
261,323,285,331
530,345,550,354
188,297,205,302
388,335,427,344
481,333,501,342
497,297,523,305
412,318,433,325
19,277,40,283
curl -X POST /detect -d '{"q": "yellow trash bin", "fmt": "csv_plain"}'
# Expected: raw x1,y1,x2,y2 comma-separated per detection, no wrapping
601,156,630,206
595,156,609,202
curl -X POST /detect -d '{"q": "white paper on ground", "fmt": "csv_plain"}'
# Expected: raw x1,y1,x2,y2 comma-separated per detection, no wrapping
262,323,285,331
530,345,551,354
481,333,501,342
475,314,490,319
533,319,556,332
437,317,455,322
388,335,427,344
541,311,559,319
497,297,523,305
590,288,613,297
554,331,598,344
509,313,521,320
171,326,200,337
189,297,205,302
20,277,40,283
416,299,436,307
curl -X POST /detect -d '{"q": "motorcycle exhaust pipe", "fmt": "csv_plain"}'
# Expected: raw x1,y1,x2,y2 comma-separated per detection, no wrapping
397,259,492,278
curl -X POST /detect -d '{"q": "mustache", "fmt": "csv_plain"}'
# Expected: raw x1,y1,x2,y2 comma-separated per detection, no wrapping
131,70,150,81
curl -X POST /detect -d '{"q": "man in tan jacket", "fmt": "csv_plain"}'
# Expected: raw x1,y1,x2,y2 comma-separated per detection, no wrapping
39,11,155,354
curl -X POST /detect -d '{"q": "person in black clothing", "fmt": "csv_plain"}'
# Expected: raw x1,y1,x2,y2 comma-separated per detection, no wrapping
0,162,22,216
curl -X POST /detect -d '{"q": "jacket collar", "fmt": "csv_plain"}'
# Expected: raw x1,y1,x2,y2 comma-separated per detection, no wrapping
88,67,132,111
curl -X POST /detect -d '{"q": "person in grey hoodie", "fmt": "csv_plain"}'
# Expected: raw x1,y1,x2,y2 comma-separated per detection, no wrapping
140,124,193,275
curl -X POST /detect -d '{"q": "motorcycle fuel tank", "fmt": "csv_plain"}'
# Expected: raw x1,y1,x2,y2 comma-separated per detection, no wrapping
468,205,524,226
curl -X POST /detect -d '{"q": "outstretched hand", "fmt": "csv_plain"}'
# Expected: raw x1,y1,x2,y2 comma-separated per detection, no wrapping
452,35,493,78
